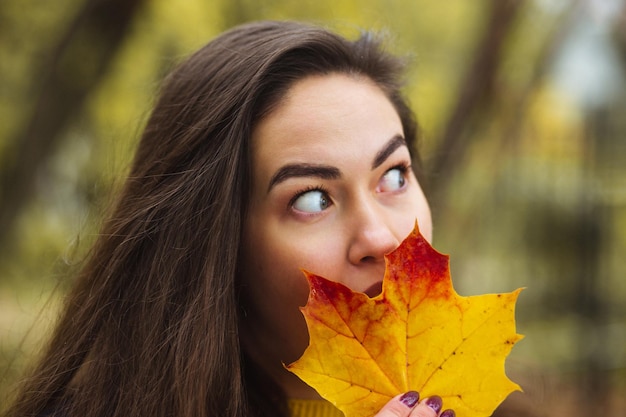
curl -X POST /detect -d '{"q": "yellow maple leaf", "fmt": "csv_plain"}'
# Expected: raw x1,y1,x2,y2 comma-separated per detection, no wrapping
286,223,523,417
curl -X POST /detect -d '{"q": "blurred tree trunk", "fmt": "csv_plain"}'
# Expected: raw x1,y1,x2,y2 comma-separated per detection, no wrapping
0,0,146,254
428,0,524,203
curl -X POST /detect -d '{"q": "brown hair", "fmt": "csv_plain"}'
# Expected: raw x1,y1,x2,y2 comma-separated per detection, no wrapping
6,20,421,417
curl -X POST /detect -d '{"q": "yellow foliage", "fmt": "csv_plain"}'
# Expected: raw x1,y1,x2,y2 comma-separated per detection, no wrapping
288,224,522,417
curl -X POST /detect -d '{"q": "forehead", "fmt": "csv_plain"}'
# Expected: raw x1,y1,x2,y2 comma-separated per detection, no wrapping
250,74,403,168
270,74,388,123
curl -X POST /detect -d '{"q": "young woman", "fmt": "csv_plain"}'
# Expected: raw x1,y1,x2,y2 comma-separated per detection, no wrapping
6,20,453,417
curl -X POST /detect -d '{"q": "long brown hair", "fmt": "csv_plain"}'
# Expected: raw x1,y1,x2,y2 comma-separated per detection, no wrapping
6,20,421,417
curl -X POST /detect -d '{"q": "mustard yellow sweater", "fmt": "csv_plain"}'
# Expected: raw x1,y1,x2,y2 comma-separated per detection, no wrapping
288,399,344,417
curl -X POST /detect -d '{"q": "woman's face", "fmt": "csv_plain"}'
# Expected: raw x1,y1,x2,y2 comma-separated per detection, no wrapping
240,73,432,388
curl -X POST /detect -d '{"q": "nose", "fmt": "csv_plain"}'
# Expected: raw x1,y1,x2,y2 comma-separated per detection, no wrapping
347,200,400,266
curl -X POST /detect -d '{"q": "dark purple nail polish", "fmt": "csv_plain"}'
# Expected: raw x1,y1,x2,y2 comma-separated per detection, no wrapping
399,391,420,408
440,410,455,417
425,396,443,414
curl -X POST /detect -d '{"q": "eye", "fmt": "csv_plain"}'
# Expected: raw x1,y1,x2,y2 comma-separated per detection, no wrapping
378,166,407,193
291,189,331,213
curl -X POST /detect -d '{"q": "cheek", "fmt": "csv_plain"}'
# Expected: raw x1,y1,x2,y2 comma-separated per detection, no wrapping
405,185,432,243
411,204,432,243
247,236,342,302
241,226,337,322
240,228,345,362
244,225,353,329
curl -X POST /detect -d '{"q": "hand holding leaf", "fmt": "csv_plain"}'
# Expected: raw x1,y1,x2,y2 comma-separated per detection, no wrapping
287,224,523,417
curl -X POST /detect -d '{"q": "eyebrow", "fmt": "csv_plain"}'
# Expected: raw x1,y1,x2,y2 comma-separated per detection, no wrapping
267,134,407,192
372,134,407,169
268,164,341,192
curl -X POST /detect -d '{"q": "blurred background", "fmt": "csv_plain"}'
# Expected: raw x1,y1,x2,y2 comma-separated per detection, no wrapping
0,0,624,415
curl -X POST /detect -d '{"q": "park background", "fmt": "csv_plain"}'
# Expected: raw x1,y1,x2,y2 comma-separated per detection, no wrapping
1,0,624,415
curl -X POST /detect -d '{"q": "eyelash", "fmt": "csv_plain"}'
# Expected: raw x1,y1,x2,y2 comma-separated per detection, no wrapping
288,185,331,208
389,162,411,178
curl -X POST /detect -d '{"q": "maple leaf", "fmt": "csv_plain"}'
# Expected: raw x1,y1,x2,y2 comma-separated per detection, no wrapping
286,223,523,417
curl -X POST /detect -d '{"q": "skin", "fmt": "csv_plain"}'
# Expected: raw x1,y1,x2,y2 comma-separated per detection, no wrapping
240,74,441,417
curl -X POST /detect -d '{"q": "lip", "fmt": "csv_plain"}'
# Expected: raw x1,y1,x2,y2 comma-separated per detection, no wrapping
363,281,383,298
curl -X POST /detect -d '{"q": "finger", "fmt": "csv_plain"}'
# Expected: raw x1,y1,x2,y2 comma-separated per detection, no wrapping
408,396,441,417
374,391,420,417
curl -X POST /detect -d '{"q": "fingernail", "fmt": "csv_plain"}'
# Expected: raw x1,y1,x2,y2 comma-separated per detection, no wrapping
399,391,420,408
440,410,455,417
425,396,443,414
